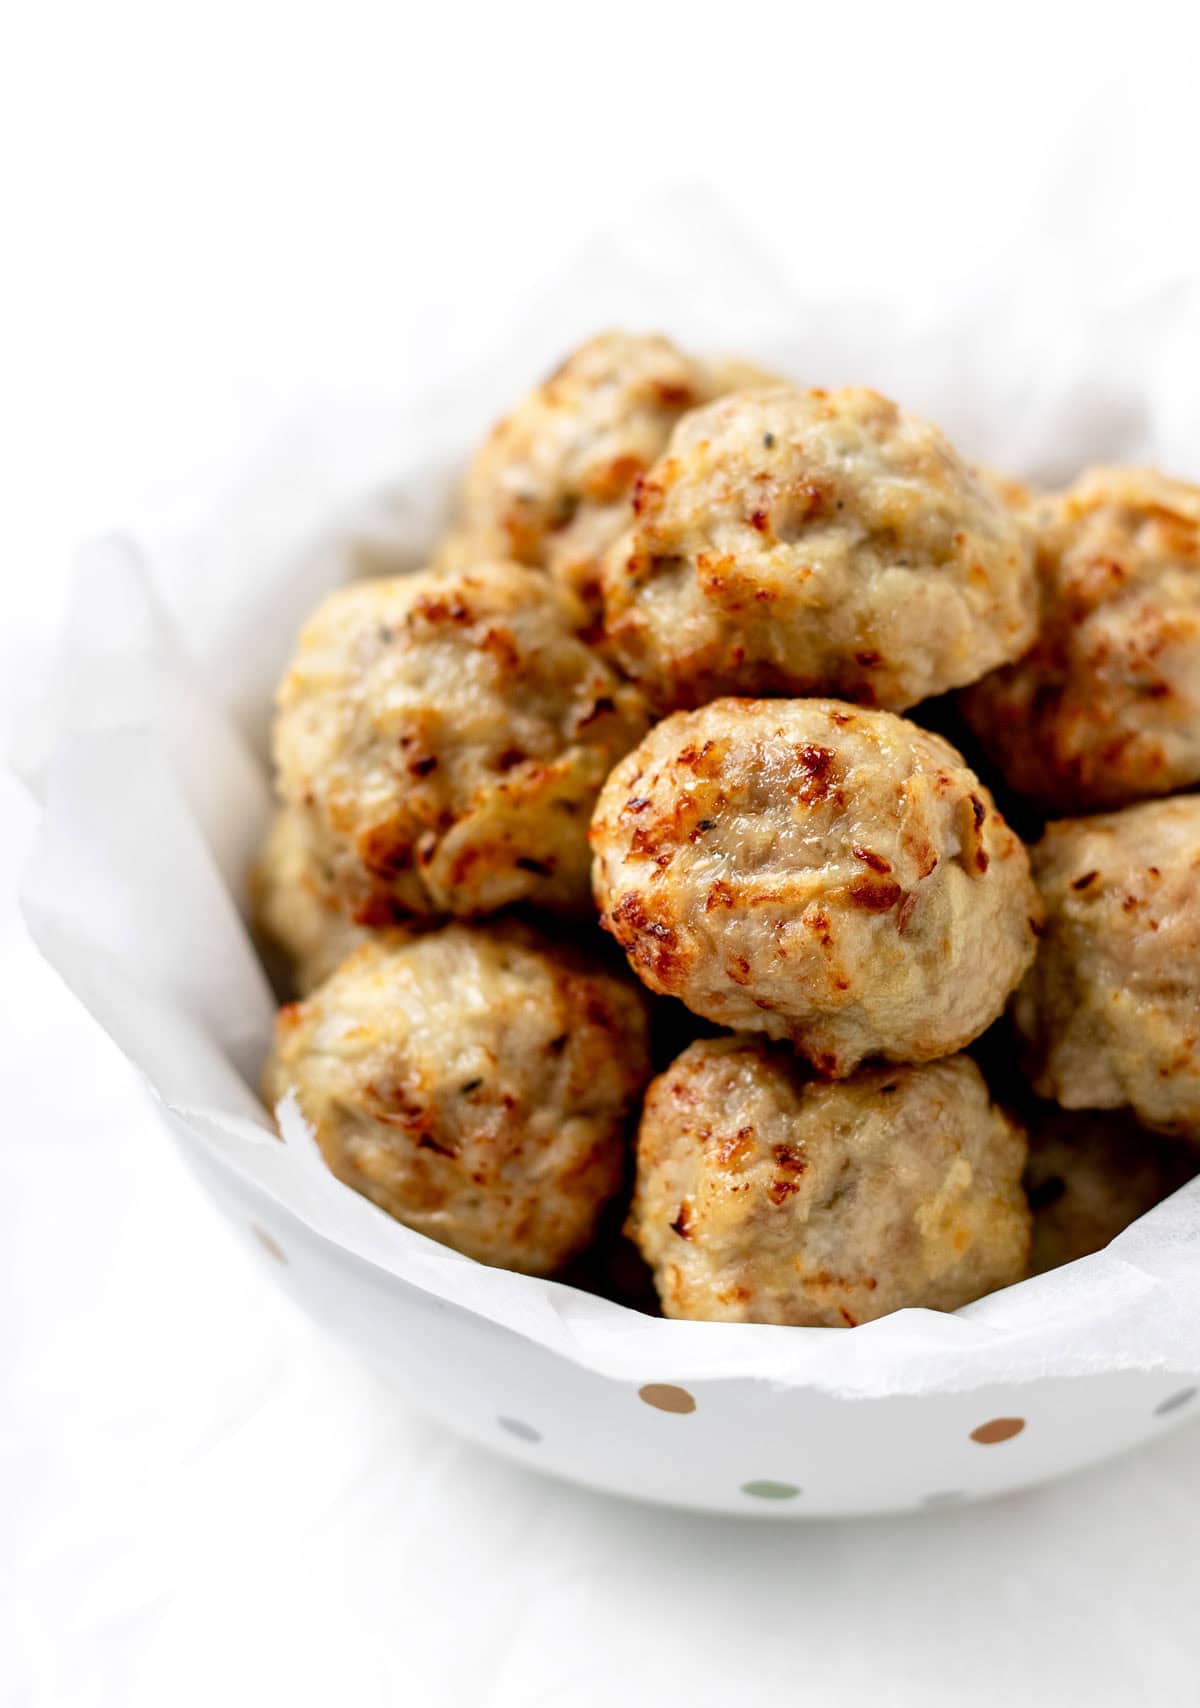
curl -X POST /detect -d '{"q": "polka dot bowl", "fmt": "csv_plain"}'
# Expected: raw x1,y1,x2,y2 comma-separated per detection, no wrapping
21,314,1200,1520
170,1126,1199,1519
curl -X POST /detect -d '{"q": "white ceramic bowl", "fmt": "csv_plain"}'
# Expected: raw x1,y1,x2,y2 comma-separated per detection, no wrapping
172,1120,1199,1518
21,292,1200,1517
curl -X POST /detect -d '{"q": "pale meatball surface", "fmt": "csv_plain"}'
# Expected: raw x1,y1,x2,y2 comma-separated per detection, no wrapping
455,332,770,612
1014,798,1200,1139
601,385,1036,712
1025,1106,1196,1274
250,807,374,996
960,469,1200,810
263,922,651,1273
628,1038,1030,1326
591,699,1041,1075
272,561,648,922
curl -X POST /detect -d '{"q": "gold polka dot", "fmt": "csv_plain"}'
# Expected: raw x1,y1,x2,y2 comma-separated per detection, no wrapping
970,1416,1025,1445
252,1224,288,1264
638,1382,696,1414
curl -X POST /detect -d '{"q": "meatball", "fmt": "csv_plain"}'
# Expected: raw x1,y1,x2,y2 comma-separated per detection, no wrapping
959,469,1200,811
600,385,1036,713
453,332,774,612
974,465,1037,516
591,698,1041,1075
272,561,648,922
1025,1105,1196,1274
628,1038,1030,1326
1014,797,1200,1138
250,807,375,996
262,921,651,1273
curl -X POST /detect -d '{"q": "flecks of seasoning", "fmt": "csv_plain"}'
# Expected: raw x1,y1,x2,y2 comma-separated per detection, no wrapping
625,796,651,814
855,650,882,667
750,509,770,532
793,743,837,804
716,1127,756,1170
377,624,395,644
408,754,438,777
654,381,695,408
577,695,616,728
417,1133,460,1159
847,877,904,912
763,432,776,449
670,1202,693,1239
459,1078,483,1095
969,794,987,830
773,1144,807,1175
808,908,834,949
1072,870,1099,891
547,1034,568,1055
515,856,555,877
852,845,892,874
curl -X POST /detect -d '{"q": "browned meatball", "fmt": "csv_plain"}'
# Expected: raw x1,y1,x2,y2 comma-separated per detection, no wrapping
628,1038,1030,1326
250,807,375,997
262,922,651,1274
960,469,1200,811
1014,797,1200,1139
601,385,1036,713
271,562,648,923
591,699,1041,1076
452,332,773,613
1025,1105,1196,1274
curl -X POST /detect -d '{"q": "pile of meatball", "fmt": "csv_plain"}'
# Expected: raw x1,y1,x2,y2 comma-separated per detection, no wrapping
257,332,1200,1330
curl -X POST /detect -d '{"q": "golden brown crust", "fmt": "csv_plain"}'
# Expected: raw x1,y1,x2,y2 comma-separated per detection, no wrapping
628,1038,1030,1326
455,333,767,613
271,561,648,922
959,468,1200,811
591,698,1041,1075
1025,1105,1196,1274
600,386,1036,713
1015,796,1200,1139
263,921,651,1274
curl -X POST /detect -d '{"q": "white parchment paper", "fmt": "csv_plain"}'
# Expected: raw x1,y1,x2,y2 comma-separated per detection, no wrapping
18,201,1200,1395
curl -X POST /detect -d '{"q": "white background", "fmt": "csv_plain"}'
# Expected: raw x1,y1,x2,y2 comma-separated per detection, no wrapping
4,5,1200,1704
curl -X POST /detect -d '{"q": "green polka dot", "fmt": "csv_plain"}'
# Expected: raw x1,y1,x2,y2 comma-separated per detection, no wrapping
741,1479,801,1500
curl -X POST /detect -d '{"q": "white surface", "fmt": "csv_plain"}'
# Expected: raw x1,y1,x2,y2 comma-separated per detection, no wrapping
5,5,1200,1703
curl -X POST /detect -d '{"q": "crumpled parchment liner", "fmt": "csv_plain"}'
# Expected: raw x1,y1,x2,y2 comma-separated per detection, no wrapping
18,201,1200,1396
